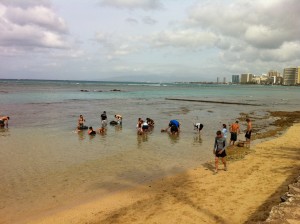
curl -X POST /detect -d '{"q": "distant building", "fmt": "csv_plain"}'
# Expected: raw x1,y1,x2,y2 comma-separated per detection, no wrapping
267,70,282,84
223,77,226,84
232,75,239,83
268,70,281,78
259,75,269,84
240,73,254,84
252,76,261,84
283,67,300,85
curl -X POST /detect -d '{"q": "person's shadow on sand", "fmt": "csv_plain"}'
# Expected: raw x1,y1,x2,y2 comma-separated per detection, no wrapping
202,162,215,173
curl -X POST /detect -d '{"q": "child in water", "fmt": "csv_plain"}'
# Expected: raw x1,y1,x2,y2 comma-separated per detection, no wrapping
88,126,96,135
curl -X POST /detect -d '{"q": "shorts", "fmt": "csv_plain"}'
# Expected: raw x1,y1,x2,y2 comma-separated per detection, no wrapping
0,120,4,126
230,132,237,141
142,125,149,130
245,130,252,139
170,125,178,133
215,149,227,158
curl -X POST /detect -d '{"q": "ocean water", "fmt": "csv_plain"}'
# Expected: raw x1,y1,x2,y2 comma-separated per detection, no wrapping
0,79,299,223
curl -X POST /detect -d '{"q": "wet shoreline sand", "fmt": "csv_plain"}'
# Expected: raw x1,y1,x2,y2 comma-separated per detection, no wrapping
26,112,300,224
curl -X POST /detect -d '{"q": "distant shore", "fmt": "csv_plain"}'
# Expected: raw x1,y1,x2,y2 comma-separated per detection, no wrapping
27,119,300,223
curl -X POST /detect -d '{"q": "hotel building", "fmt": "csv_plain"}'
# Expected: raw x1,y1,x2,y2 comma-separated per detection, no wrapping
283,67,300,85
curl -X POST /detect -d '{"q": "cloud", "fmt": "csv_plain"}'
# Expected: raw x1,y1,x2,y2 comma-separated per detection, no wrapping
5,5,67,32
149,30,218,49
95,32,142,60
99,0,163,10
94,28,219,62
244,25,286,49
142,16,157,25
260,41,300,62
125,17,139,24
183,0,300,67
0,0,51,8
186,0,300,50
0,1,69,51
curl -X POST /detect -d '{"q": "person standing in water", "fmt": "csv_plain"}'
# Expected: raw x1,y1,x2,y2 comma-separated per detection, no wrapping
101,111,107,126
77,115,86,130
222,124,228,139
245,118,252,147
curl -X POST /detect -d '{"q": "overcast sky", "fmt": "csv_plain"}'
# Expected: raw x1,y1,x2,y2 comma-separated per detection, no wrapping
0,0,300,82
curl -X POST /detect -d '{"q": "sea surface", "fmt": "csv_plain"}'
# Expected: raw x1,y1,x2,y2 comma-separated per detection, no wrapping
0,79,299,223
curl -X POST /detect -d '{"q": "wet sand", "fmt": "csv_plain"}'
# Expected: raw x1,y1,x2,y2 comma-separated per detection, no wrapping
27,122,300,224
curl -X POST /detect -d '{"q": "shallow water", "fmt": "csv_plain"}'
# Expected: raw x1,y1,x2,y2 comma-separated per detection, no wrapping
0,80,299,222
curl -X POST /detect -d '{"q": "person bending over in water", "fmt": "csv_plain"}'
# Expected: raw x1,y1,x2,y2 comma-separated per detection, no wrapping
0,116,9,128
141,120,149,132
162,119,180,134
115,114,122,125
194,122,204,133
88,126,96,135
146,118,155,127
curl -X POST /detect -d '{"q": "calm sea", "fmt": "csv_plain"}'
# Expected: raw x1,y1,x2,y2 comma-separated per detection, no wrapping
0,79,299,223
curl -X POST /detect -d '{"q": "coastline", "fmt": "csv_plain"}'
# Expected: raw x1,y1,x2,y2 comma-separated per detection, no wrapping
27,122,300,224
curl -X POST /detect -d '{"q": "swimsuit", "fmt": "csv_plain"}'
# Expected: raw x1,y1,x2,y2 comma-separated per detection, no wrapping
245,130,252,139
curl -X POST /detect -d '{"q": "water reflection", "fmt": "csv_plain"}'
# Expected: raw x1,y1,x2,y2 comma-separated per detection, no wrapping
137,132,149,148
77,130,85,141
193,134,203,144
0,127,10,137
89,134,96,140
114,125,122,132
168,132,180,144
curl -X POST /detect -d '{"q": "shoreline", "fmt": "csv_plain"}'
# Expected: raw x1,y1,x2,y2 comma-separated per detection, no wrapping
165,98,262,106
27,122,300,224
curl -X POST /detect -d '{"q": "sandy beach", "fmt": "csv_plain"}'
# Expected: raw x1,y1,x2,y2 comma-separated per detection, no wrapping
26,123,300,224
